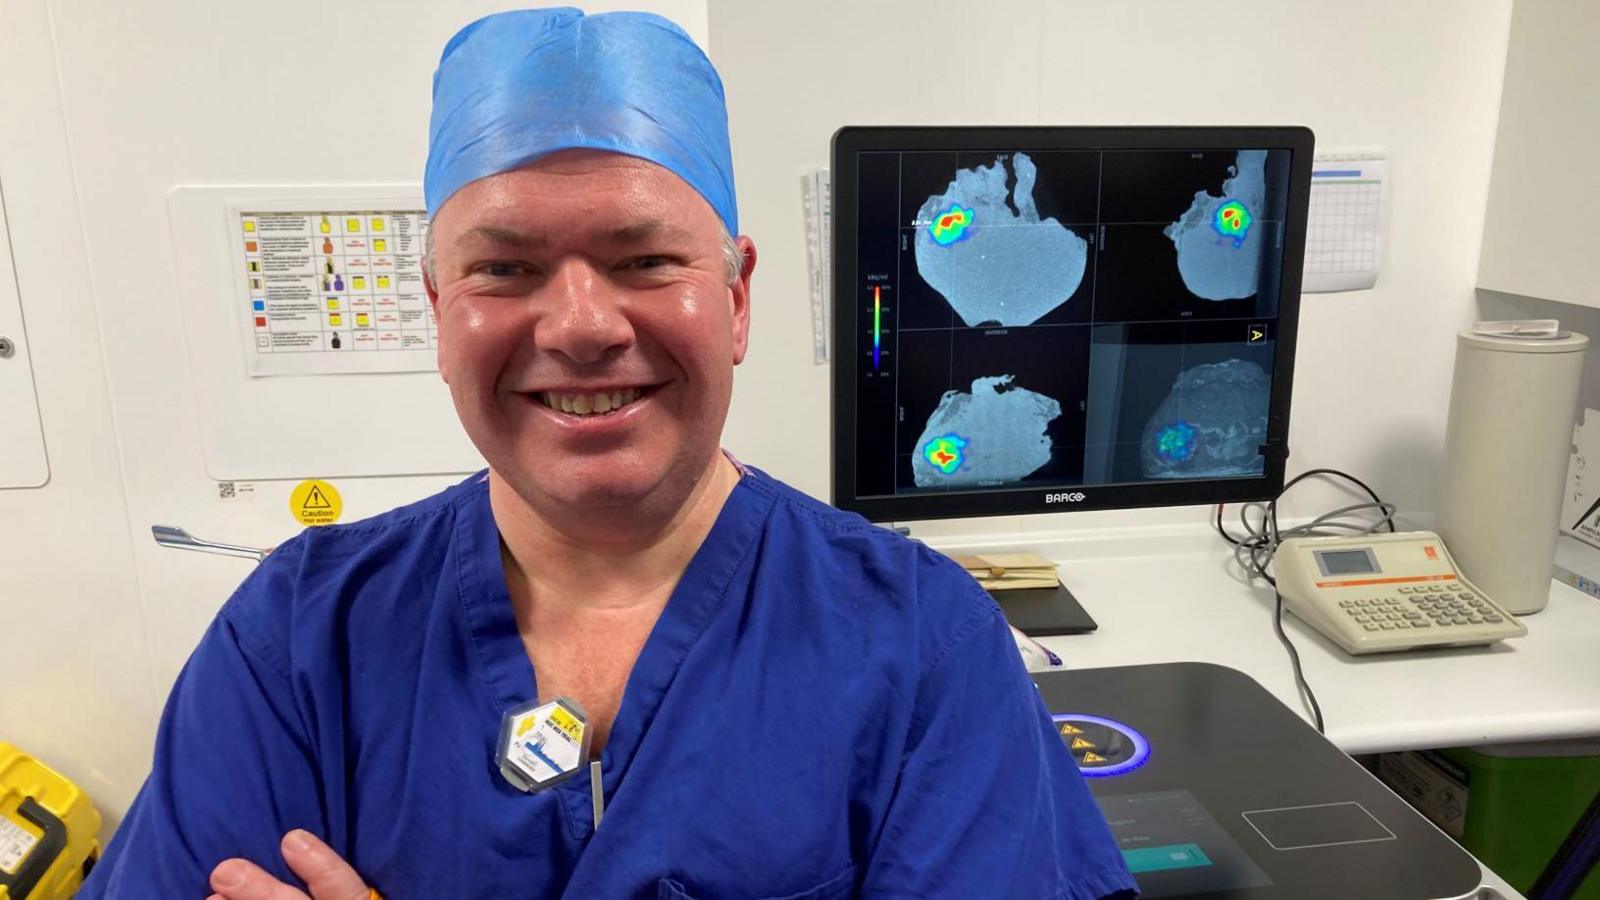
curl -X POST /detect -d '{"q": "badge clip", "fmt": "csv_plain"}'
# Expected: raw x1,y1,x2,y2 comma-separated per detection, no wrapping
495,696,591,793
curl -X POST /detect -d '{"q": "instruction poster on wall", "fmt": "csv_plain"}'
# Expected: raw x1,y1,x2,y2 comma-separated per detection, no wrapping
236,208,436,376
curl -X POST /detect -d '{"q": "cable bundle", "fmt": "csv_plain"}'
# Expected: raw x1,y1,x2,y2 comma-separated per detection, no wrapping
1212,467,1397,734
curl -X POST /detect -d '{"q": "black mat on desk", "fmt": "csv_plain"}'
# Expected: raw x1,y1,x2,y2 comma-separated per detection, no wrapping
990,583,1098,635
1038,663,1483,900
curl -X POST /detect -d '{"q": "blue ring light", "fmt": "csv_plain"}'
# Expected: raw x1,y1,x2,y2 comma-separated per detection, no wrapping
1052,713,1151,778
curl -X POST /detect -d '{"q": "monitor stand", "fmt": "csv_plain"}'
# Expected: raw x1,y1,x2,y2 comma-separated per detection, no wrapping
990,582,1098,636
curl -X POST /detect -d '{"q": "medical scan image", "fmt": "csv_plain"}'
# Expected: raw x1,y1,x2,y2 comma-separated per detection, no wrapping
848,145,1288,499
913,152,1089,327
1139,359,1269,479
1163,150,1267,301
911,375,1061,487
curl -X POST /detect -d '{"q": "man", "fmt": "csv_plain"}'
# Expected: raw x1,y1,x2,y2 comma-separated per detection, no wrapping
81,9,1136,899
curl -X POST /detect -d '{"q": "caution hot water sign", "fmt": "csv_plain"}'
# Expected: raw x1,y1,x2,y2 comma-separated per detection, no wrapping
290,479,343,526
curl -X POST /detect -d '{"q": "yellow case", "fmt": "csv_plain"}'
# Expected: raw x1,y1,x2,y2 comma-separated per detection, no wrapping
0,744,101,899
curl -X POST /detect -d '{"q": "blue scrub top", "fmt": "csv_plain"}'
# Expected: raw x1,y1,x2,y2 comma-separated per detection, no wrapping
83,467,1136,899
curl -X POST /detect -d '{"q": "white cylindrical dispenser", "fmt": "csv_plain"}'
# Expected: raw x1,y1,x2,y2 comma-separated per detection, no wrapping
1436,329,1588,614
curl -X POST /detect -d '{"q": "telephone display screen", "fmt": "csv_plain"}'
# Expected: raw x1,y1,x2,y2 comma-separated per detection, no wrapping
1317,549,1377,576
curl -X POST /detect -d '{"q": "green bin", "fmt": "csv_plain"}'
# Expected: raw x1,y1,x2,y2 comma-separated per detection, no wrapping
1378,741,1600,898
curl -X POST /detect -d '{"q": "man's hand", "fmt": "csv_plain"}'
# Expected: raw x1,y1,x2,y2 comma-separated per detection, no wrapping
206,829,376,900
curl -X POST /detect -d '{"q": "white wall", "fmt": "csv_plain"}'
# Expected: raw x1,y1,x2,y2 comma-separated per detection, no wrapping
710,0,1516,537
1477,0,1600,310
2,0,1516,839
1479,291,1600,420
0,0,157,829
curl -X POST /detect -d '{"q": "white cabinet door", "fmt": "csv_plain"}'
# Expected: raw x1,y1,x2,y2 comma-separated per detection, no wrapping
1477,0,1600,309
0,181,48,488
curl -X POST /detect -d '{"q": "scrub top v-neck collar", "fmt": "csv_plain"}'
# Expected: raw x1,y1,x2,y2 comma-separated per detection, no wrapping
451,468,776,838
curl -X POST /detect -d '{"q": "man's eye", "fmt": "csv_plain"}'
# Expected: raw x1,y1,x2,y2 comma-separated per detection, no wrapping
623,256,675,271
479,262,530,277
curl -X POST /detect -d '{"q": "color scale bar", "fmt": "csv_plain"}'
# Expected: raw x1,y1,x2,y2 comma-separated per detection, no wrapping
872,285,881,369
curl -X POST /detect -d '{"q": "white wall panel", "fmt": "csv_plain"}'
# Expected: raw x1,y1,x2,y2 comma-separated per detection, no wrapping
0,0,156,832
0,181,49,488
709,0,1514,537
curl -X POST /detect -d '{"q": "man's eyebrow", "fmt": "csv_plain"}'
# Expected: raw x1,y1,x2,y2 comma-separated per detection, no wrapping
456,225,548,250
603,220,697,246
454,221,697,250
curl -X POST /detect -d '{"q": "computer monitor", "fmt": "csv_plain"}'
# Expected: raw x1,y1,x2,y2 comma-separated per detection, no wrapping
830,126,1313,523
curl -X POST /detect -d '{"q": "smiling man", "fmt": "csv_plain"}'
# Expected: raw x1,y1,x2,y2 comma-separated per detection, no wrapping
79,9,1135,900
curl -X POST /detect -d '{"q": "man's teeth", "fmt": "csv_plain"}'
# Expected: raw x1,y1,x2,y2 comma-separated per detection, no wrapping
542,388,641,416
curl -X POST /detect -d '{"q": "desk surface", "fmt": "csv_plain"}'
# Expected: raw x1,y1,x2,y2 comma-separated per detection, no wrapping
925,526,1600,756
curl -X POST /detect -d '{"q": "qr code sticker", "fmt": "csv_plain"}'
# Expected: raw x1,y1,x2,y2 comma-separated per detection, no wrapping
218,482,237,499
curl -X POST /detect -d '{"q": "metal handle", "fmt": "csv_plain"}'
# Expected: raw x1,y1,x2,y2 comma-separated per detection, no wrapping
0,336,14,358
152,524,269,562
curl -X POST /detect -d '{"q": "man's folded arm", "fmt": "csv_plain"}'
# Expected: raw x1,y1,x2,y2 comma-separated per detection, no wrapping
81,580,327,898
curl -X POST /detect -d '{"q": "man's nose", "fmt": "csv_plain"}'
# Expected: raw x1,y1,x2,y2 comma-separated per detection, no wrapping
535,260,635,364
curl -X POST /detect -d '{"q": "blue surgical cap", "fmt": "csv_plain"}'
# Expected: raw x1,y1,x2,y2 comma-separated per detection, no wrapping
424,8,738,234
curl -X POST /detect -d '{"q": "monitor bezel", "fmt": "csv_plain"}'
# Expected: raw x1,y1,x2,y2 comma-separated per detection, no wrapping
829,125,1313,522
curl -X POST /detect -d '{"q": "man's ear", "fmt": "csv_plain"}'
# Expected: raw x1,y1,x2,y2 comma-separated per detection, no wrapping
423,260,448,383
729,236,755,366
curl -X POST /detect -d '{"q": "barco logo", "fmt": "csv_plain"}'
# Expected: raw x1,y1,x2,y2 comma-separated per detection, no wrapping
1044,491,1087,504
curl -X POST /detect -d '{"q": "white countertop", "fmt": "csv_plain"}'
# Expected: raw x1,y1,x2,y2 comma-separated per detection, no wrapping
923,524,1600,755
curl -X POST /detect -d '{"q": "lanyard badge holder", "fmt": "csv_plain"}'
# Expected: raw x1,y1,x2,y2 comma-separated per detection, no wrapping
497,697,592,793
497,696,607,828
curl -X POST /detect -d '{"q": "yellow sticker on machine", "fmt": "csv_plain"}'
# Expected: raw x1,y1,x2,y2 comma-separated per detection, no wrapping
0,813,41,875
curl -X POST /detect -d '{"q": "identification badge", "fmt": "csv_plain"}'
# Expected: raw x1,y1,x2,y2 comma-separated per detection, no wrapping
496,697,591,793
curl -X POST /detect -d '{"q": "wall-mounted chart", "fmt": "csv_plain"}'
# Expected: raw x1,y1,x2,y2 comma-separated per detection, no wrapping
236,207,433,376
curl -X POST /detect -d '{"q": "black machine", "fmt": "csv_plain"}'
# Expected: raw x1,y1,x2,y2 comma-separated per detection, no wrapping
828,126,1315,634
829,126,1313,524
1043,663,1483,899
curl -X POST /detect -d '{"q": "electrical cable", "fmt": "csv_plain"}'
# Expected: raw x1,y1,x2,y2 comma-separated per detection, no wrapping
1215,468,1399,735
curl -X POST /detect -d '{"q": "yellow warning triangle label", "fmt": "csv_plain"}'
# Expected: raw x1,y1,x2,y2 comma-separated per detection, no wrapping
1071,737,1095,751
1082,752,1106,764
1058,723,1083,735
289,479,342,526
